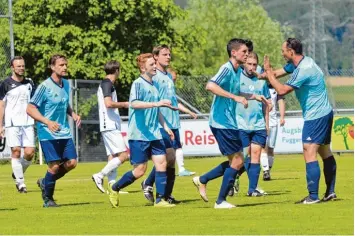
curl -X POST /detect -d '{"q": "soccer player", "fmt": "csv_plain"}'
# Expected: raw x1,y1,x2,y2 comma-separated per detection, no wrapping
167,67,196,176
91,60,129,193
141,45,197,204
192,38,267,209
261,83,285,181
235,52,271,196
107,53,176,208
263,38,336,204
0,56,35,193
27,54,81,207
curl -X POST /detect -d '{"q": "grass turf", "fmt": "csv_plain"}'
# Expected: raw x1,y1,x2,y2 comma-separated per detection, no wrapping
0,153,353,235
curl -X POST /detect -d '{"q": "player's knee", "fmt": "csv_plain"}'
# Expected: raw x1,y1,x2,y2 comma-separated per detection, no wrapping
11,147,21,158
133,164,146,178
65,159,77,170
24,148,35,160
47,163,60,174
118,151,129,163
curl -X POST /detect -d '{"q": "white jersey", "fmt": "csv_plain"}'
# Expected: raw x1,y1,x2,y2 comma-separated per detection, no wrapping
0,77,35,127
269,87,284,127
97,79,121,132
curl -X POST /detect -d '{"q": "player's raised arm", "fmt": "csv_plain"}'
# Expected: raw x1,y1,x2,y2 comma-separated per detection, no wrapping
206,80,248,108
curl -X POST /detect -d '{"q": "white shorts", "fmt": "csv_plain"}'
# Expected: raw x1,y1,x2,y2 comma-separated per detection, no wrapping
5,126,35,148
266,126,278,149
102,130,127,156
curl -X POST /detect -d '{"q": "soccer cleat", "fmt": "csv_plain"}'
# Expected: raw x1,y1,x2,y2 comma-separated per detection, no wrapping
37,178,45,200
166,196,181,204
141,180,154,203
263,170,271,181
256,187,267,195
295,196,320,204
192,176,208,202
43,197,59,208
178,170,196,176
18,184,27,193
154,199,176,208
228,187,234,197
107,182,119,208
322,192,337,202
247,189,265,197
214,201,236,209
92,174,105,193
228,178,240,197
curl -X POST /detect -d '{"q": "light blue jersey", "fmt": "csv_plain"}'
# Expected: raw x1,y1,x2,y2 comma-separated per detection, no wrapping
209,61,242,130
128,76,162,141
153,69,180,129
237,70,271,130
30,78,71,141
285,56,332,120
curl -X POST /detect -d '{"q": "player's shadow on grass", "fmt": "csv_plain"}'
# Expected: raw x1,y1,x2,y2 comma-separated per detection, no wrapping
271,177,300,181
27,189,63,193
237,201,288,207
0,208,17,211
59,201,104,207
266,190,291,196
178,198,202,204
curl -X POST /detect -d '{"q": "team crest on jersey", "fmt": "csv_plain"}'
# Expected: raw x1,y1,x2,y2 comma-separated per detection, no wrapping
248,85,255,91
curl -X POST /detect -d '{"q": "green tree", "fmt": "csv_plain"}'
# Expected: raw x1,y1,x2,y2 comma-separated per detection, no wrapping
171,0,289,113
333,117,353,150
12,0,190,100
171,0,287,76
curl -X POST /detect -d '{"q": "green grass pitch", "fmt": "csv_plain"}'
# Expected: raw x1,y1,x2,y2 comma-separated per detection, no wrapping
0,154,353,235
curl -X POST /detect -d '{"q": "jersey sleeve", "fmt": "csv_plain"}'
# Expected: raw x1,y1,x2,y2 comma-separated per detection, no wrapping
285,67,308,89
283,63,296,74
27,78,37,98
277,94,285,101
101,80,113,98
30,83,46,107
0,81,7,100
129,81,143,102
262,82,271,99
209,66,230,85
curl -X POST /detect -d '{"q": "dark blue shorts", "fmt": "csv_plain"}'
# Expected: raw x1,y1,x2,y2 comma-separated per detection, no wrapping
239,129,267,148
40,139,77,164
302,111,333,145
210,126,242,156
129,139,166,165
160,128,182,149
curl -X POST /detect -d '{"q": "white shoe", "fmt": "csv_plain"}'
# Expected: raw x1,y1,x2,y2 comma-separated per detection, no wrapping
214,201,236,209
92,174,105,193
192,176,208,202
256,187,267,195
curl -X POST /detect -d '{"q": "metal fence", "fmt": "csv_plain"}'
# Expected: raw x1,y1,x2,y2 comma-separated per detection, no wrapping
176,69,354,113
0,0,14,80
74,68,353,162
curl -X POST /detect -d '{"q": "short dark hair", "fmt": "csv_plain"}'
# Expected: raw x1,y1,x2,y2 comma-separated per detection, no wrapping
49,54,67,66
104,60,120,75
286,38,303,54
227,38,246,57
244,39,253,52
10,56,24,66
152,45,170,56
